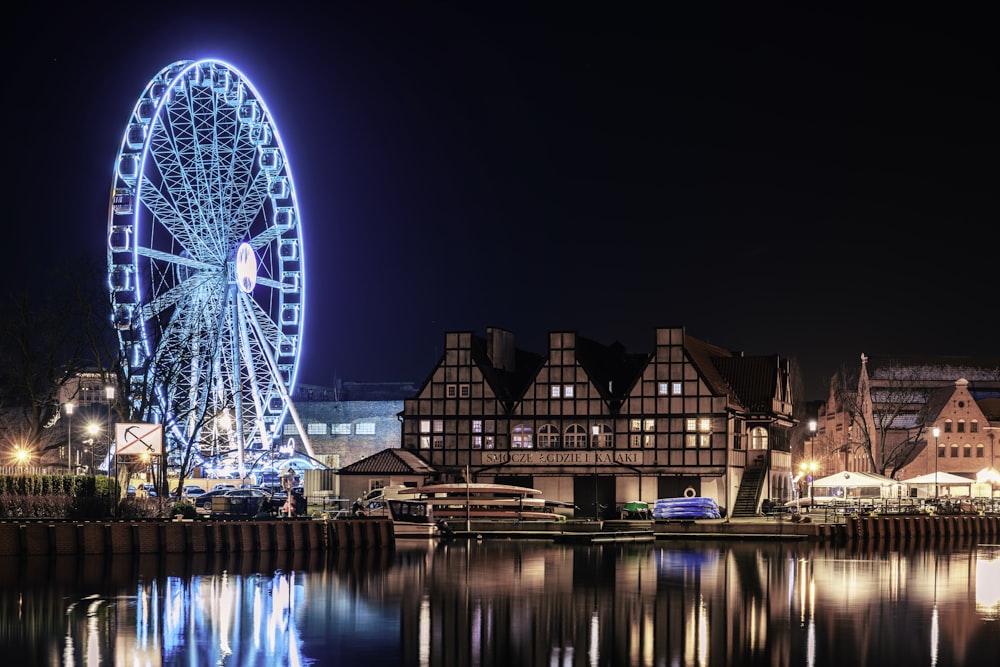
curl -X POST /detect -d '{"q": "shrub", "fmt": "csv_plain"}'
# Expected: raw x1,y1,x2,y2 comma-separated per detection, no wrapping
170,500,198,520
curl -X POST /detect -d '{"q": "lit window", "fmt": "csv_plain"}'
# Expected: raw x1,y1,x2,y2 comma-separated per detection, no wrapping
685,434,697,448
332,423,351,435
483,435,495,449
472,420,483,433
658,382,668,395
420,420,431,434
420,436,430,449
699,418,711,433
686,418,697,432
672,382,682,395
433,420,443,433
356,422,375,435
630,419,642,432
644,419,655,432
472,435,482,449
512,424,534,449
307,423,327,435
699,434,710,447
564,385,574,398
551,385,561,398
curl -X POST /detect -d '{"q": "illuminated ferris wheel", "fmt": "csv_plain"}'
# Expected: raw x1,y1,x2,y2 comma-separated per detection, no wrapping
106,58,312,470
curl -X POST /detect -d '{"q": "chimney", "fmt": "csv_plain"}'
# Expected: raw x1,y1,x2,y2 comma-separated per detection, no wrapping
486,327,515,371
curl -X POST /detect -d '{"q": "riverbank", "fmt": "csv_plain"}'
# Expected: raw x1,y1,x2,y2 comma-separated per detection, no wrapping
2,512,998,557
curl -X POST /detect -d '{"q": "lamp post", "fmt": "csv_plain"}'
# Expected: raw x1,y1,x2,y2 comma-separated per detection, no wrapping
106,385,116,501
64,402,74,475
932,426,940,502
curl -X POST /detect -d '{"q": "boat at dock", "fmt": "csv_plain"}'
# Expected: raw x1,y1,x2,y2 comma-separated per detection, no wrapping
388,482,565,537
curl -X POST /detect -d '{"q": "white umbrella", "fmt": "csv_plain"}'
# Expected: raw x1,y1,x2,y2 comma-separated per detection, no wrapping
811,470,896,488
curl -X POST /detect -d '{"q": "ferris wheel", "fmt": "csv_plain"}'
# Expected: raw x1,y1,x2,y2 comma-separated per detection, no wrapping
106,58,312,470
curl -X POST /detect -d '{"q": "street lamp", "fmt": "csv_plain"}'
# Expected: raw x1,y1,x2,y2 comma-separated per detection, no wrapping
106,385,116,499
86,423,100,473
64,402,74,475
14,445,31,473
932,426,940,502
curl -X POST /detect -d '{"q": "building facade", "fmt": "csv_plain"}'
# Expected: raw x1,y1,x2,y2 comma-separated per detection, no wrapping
814,354,1000,492
399,327,797,517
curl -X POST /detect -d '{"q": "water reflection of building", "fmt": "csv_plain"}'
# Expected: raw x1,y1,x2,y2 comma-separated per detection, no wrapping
3,542,998,665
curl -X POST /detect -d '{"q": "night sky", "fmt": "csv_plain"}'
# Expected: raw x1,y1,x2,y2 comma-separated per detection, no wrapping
8,4,996,402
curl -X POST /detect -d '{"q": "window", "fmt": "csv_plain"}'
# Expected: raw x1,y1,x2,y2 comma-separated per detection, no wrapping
749,426,768,450
472,420,483,433
630,419,642,432
432,436,444,449
307,423,327,435
460,384,470,398
658,382,668,396
420,435,430,449
672,382,682,395
446,384,457,398
971,420,979,433
957,420,966,433
356,422,375,435
565,424,587,448
944,420,953,433
433,420,444,433
472,435,482,449
420,420,431,434
644,419,655,432
483,435,495,449
332,423,351,435
538,424,560,448
564,385,574,398
591,423,612,449
512,424,533,449
950,444,959,458
963,443,972,458
976,444,985,458
551,385,561,398
630,434,653,448
938,444,946,458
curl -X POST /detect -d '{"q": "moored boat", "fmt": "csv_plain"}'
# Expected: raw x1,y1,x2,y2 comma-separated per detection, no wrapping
389,482,566,537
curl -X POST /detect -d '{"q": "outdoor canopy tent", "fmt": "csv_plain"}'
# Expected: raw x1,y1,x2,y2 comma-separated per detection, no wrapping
811,471,897,488
900,472,974,486
804,470,905,503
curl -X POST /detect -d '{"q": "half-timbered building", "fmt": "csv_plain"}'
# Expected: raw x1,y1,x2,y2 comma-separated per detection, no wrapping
400,326,796,517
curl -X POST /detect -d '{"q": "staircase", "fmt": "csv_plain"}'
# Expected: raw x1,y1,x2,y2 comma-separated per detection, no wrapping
731,454,768,517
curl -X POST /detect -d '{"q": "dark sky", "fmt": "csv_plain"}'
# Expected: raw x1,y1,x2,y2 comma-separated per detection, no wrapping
8,4,996,402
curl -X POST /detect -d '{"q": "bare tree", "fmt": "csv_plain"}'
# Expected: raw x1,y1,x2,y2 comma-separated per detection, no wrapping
832,363,933,479
0,261,106,465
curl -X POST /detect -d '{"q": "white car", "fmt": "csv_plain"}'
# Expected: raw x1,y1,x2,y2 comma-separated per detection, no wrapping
212,483,237,492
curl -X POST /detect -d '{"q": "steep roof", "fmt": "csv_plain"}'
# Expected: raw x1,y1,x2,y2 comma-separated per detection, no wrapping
573,335,648,403
338,448,436,476
470,334,545,404
714,354,784,414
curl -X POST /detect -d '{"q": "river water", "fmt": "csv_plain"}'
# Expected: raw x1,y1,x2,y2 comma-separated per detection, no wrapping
1,537,998,666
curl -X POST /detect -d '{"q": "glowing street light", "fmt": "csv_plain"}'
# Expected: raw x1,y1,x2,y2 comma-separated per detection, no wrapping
64,402,74,475
106,385,116,502
13,445,31,473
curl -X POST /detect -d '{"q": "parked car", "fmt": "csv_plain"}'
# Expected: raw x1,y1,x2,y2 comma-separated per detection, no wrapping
140,483,158,498
193,488,234,511
211,483,237,493
170,485,207,498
